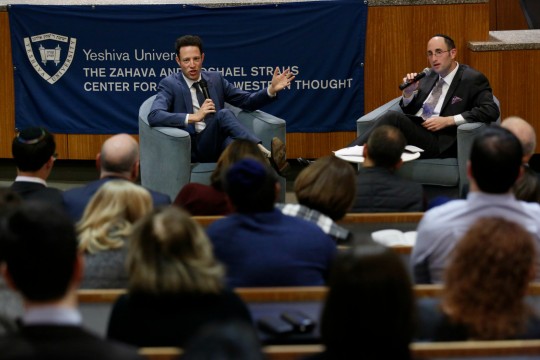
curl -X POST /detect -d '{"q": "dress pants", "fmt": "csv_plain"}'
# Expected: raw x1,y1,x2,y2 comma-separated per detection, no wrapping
349,110,442,159
192,108,262,162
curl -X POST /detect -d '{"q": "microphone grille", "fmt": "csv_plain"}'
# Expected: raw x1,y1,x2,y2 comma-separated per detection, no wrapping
423,67,431,75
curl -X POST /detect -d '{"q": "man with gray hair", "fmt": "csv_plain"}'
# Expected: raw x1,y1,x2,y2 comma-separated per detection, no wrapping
63,134,170,221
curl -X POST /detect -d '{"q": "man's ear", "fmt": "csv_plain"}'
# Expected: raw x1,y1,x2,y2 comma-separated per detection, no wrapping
131,160,140,182
95,153,101,172
72,252,84,287
1,265,18,292
516,164,525,182
274,182,281,203
362,145,368,158
394,158,404,170
466,160,472,180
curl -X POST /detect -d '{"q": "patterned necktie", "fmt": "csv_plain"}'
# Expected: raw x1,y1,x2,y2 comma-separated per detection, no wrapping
193,81,205,109
421,78,444,120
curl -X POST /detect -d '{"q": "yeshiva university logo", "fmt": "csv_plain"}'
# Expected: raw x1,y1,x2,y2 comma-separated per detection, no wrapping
24,33,77,84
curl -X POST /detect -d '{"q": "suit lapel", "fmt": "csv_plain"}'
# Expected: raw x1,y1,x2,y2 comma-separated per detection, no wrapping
175,73,194,113
418,74,439,104
440,64,464,113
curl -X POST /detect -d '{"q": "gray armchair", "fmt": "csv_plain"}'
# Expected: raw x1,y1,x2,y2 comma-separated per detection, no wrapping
356,96,501,195
139,95,287,201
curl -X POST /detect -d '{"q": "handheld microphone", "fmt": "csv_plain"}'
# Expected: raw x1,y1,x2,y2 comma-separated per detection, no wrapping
398,68,431,90
199,79,211,99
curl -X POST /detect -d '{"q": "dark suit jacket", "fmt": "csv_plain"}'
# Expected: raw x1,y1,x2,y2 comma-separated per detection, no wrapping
400,64,500,153
62,177,171,221
0,325,142,360
10,181,64,209
147,71,275,134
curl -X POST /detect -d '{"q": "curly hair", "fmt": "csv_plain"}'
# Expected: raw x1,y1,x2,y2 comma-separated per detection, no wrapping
443,217,535,340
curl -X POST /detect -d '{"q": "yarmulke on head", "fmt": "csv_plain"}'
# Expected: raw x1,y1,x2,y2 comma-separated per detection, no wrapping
224,158,278,213
12,127,56,172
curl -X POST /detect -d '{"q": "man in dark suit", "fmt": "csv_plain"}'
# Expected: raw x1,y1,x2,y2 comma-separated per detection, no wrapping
350,34,500,159
63,133,170,221
0,202,142,360
148,35,293,172
10,127,63,208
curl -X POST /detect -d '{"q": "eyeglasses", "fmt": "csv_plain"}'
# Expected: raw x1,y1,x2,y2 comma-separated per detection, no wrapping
426,50,450,58
52,153,58,161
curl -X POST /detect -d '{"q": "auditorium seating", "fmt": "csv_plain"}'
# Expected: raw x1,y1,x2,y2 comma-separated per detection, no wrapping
356,96,501,197
78,283,540,339
139,340,540,360
138,95,287,201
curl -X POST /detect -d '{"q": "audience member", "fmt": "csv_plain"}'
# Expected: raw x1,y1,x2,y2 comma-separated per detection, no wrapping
502,116,540,203
0,189,22,335
77,180,153,289
10,127,63,208
0,202,142,359
106,206,252,347
277,155,355,243
206,158,336,287
309,244,414,360
416,217,540,341
351,125,425,212
182,321,264,360
412,126,540,283
63,134,170,221
174,139,267,215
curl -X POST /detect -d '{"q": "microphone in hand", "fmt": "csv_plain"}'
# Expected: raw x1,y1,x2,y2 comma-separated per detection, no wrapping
398,68,431,90
199,79,211,99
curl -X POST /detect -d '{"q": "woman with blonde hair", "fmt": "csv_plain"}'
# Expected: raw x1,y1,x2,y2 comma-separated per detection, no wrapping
417,217,540,341
174,139,268,215
77,180,152,288
106,206,252,347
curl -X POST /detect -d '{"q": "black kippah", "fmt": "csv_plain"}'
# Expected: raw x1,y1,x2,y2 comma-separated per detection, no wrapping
16,127,46,145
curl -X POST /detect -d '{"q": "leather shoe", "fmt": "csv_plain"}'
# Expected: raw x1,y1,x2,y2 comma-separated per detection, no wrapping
270,137,289,176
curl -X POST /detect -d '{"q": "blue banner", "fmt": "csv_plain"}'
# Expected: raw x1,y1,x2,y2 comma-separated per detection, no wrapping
9,2,367,134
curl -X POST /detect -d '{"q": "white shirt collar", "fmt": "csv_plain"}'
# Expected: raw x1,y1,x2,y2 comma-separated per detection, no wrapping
23,306,82,326
182,73,201,89
439,62,459,85
15,176,47,187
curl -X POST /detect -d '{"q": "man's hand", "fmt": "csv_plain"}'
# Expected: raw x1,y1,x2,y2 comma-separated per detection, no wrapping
190,99,216,122
402,72,420,98
268,67,295,96
422,116,454,131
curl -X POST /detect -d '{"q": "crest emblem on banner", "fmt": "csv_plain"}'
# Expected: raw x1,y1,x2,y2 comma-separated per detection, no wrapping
24,33,77,84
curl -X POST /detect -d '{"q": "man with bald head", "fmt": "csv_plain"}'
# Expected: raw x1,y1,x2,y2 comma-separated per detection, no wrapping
502,116,540,202
63,134,170,221
502,116,536,163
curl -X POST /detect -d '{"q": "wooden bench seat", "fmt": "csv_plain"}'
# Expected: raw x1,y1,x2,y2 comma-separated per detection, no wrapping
139,340,540,360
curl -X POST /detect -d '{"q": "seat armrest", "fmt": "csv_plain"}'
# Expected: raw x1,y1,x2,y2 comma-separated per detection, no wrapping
139,95,192,200
456,122,487,194
236,108,287,150
357,97,402,137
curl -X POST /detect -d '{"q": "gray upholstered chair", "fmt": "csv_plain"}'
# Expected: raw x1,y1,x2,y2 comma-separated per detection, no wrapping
139,95,287,201
356,96,501,196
